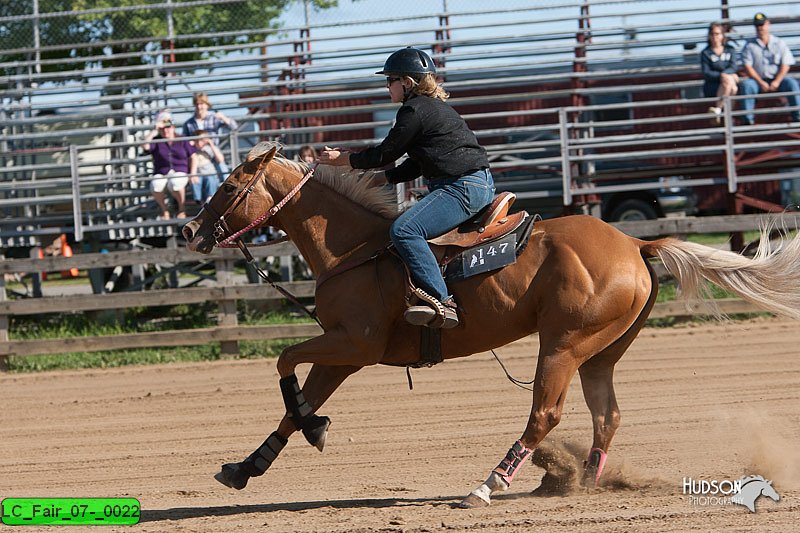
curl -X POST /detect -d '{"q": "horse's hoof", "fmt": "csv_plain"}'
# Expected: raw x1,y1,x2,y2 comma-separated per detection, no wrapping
302,415,331,452
532,472,573,496
214,463,249,490
458,492,490,509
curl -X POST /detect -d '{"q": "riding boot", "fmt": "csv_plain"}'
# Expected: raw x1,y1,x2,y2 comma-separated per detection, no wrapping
404,297,459,329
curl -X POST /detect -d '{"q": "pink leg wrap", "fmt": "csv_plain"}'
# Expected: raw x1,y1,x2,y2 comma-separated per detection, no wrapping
585,447,608,487
493,440,533,485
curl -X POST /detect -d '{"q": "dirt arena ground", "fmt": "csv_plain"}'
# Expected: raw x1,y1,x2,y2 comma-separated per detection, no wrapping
2,317,799,532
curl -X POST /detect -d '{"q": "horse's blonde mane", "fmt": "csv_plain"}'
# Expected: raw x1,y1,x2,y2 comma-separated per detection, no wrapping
247,142,399,219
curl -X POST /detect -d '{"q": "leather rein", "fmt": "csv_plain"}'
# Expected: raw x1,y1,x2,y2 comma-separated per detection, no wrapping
201,162,323,327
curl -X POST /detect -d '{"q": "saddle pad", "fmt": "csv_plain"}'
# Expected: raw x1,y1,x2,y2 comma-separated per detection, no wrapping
444,213,535,282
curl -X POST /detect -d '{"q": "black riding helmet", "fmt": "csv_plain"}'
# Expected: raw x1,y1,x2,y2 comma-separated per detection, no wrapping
376,46,436,76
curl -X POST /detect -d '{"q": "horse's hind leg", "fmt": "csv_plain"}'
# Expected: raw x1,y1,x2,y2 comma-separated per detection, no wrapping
460,342,580,508
578,358,620,488
214,363,359,490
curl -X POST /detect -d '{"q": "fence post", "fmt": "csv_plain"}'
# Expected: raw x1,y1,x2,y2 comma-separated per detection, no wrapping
559,108,572,206
215,258,240,357
69,145,84,242
229,131,240,167
723,96,737,194
29,247,43,298
0,268,8,370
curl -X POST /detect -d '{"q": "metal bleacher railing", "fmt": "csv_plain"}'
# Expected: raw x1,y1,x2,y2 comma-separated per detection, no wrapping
2,1,800,249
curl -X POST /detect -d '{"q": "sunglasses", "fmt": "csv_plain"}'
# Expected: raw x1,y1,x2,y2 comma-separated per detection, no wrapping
385,76,402,87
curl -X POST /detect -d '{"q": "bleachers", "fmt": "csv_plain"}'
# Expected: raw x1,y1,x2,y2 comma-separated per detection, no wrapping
2,1,800,249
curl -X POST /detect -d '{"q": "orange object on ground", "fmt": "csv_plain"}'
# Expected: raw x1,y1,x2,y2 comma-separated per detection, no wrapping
60,234,79,278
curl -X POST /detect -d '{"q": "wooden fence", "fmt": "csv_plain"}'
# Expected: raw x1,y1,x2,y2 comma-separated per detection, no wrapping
1,213,799,367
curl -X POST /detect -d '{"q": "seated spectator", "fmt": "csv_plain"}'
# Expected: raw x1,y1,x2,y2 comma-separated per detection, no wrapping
142,110,197,219
297,144,317,164
700,22,739,122
741,12,800,125
192,130,228,204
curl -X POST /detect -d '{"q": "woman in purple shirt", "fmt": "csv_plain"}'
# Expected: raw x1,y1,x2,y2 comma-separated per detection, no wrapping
143,110,198,219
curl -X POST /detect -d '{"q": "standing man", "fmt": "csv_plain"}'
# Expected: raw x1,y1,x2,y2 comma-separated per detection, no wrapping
741,12,800,125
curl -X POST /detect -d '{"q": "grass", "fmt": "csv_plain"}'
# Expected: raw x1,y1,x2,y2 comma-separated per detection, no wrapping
4,303,314,373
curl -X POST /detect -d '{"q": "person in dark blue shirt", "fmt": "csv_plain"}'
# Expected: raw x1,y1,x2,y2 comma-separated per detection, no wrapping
318,47,494,329
700,22,740,123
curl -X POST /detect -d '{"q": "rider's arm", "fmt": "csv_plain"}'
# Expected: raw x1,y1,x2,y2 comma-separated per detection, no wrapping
385,159,421,184
349,106,421,170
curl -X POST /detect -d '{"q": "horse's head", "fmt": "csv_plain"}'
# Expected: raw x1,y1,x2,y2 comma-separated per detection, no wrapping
183,145,278,254
760,479,780,502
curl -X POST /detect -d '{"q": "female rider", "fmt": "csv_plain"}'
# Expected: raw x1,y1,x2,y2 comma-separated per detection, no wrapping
319,47,495,329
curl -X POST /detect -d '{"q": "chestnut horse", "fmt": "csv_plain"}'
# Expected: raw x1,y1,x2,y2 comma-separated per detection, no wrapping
183,143,800,508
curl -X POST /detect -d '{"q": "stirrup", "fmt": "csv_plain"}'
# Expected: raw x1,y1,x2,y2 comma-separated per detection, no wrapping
404,289,459,329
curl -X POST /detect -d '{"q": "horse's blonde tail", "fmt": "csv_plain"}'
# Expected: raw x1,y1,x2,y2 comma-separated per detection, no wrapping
639,227,800,319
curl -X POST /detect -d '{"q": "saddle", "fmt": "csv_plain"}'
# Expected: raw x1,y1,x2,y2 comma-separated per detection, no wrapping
428,192,526,248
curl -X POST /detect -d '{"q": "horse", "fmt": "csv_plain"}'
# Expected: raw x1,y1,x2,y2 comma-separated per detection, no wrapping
730,475,780,512
182,142,800,508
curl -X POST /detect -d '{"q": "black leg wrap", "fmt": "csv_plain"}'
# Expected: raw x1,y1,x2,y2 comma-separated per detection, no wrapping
215,432,287,491
280,374,314,423
279,375,330,449
243,431,288,477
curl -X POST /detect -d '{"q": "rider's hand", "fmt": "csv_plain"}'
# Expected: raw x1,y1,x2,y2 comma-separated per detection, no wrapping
318,146,352,167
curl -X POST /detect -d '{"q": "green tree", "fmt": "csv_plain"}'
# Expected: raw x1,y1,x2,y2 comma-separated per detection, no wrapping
1,0,336,85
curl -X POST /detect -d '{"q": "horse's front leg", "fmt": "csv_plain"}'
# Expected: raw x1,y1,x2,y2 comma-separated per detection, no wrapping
214,360,361,490
275,326,382,446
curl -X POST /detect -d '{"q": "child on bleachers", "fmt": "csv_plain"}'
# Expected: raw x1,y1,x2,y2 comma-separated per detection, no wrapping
191,130,229,204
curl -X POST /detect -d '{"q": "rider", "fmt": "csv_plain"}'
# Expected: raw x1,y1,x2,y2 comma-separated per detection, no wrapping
319,46,495,329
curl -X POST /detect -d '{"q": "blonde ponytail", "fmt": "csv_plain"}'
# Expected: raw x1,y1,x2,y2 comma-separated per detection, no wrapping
409,72,449,101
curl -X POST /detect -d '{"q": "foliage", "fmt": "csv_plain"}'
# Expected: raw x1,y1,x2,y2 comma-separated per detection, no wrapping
0,0,337,80
5,304,312,372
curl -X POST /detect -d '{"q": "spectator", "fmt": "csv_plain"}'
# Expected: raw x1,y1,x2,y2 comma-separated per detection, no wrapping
297,145,317,164
183,91,237,137
741,12,800,125
142,110,197,219
700,22,739,122
183,92,237,182
192,130,228,203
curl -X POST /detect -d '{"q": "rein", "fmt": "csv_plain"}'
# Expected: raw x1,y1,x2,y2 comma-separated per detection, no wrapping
205,162,323,328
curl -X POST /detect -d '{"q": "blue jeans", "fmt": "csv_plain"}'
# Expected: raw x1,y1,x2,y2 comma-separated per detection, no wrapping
192,174,220,203
390,168,495,302
741,76,800,124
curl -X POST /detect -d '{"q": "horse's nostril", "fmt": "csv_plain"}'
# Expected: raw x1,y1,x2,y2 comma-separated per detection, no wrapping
182,225,194,241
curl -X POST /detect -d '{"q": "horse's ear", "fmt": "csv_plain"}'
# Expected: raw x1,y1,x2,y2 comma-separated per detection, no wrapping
254,146,278,169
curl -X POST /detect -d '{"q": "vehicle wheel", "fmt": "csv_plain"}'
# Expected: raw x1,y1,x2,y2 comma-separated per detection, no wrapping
608,199,658,222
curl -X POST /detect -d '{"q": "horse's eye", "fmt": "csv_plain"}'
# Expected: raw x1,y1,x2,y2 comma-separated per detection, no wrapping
222,183,237,194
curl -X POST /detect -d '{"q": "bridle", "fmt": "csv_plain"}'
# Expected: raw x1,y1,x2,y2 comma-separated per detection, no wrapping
201,161,318,252
198,160,322,326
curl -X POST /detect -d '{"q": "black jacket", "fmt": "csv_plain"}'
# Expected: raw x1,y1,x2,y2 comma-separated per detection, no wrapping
349,94,489,184
700,44,739,81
